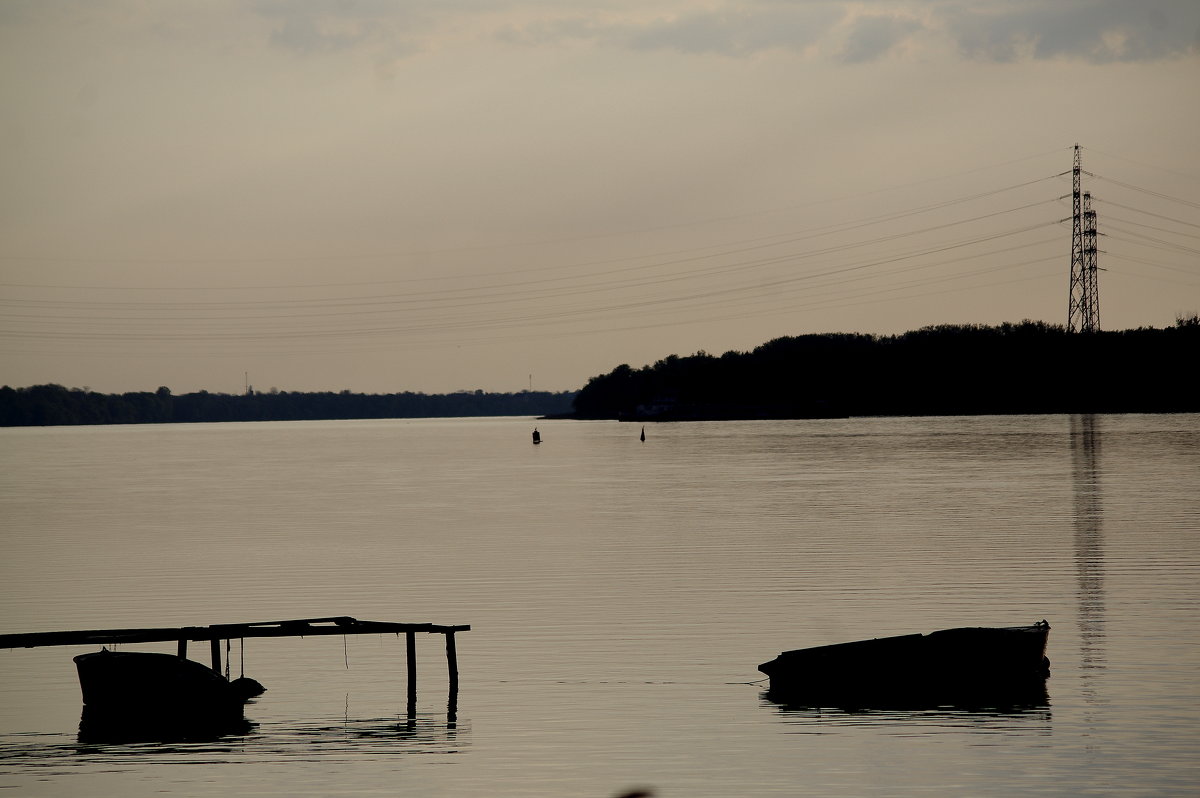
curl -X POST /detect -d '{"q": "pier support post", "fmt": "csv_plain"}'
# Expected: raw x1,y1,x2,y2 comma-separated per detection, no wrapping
406,631,417,703
210,638,221,674
445,630,459,693
177,638,187,659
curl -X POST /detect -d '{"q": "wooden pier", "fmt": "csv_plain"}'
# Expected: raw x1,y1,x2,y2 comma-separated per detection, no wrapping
0,616,470,714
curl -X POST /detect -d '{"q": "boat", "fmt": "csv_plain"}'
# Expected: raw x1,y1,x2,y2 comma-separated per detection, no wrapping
74,649,263,739
758,621,1050,708
75,649,264,720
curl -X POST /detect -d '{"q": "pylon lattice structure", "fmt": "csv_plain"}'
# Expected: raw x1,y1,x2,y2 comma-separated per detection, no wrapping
1068,144,1101,333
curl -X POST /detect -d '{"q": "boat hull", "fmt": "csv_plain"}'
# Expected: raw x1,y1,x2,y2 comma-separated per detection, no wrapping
74,650,262,735
758,622,1050,708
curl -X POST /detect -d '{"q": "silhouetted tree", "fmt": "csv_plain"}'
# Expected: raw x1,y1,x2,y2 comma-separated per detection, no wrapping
0,385,576,427
570,321,1198,419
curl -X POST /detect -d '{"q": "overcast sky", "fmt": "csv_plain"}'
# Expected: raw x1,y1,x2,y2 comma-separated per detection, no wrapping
2,0,1198,395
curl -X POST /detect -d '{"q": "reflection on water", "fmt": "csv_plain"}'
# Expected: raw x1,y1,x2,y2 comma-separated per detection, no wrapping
1,414,1197,797
0,712,466,775
0,734,252,770
1070,414,1106,703
261,713,468,758
764,697,1052,736
76,708,256,745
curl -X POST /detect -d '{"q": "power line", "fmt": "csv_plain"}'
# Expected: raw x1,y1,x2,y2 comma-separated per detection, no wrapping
3,146,1193,357
0,177,1059,293
1083,147,1200,185
1093,199,1200,231
1103,214,1200,241
0,150,1069,271
1091,174,1200,210
1104,224,1200,257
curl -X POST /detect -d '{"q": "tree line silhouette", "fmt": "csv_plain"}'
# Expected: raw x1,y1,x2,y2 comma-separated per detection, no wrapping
571,318,1200,420
4,318,1196,426
0,385,576,427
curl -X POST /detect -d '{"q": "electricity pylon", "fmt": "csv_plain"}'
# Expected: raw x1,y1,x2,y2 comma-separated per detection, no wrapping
1068,144,1101,333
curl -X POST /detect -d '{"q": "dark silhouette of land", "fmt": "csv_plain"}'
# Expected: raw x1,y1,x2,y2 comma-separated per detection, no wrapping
571,318,1200,420
0,386,575,427
4,318,1196,426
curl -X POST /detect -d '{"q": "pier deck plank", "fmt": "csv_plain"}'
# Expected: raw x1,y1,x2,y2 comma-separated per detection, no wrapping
0,616,470,649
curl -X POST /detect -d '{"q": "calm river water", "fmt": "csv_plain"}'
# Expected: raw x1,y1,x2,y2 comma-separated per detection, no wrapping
1,414,1197,797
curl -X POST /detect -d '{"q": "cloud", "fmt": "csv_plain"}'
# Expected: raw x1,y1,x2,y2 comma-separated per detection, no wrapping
12,0,1193,68
253,0,430,56
496,1,1199,64
625,6,845,56
498,4,845,57
838,14,923,63
938,0,1200,63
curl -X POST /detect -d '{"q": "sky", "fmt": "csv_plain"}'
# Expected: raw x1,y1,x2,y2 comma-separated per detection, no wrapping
2,0,1198,395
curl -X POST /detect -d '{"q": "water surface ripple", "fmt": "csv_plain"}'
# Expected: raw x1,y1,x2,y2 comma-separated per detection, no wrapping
1,414,1197,796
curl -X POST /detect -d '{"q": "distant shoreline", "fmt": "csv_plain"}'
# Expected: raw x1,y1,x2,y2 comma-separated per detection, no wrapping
7,319,1199,427
0,386,577,427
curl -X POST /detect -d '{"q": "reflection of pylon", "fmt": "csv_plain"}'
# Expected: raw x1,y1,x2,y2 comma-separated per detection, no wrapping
1068,144,1101,333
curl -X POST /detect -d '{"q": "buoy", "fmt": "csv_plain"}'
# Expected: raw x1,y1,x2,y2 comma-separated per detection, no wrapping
640,426,645,442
